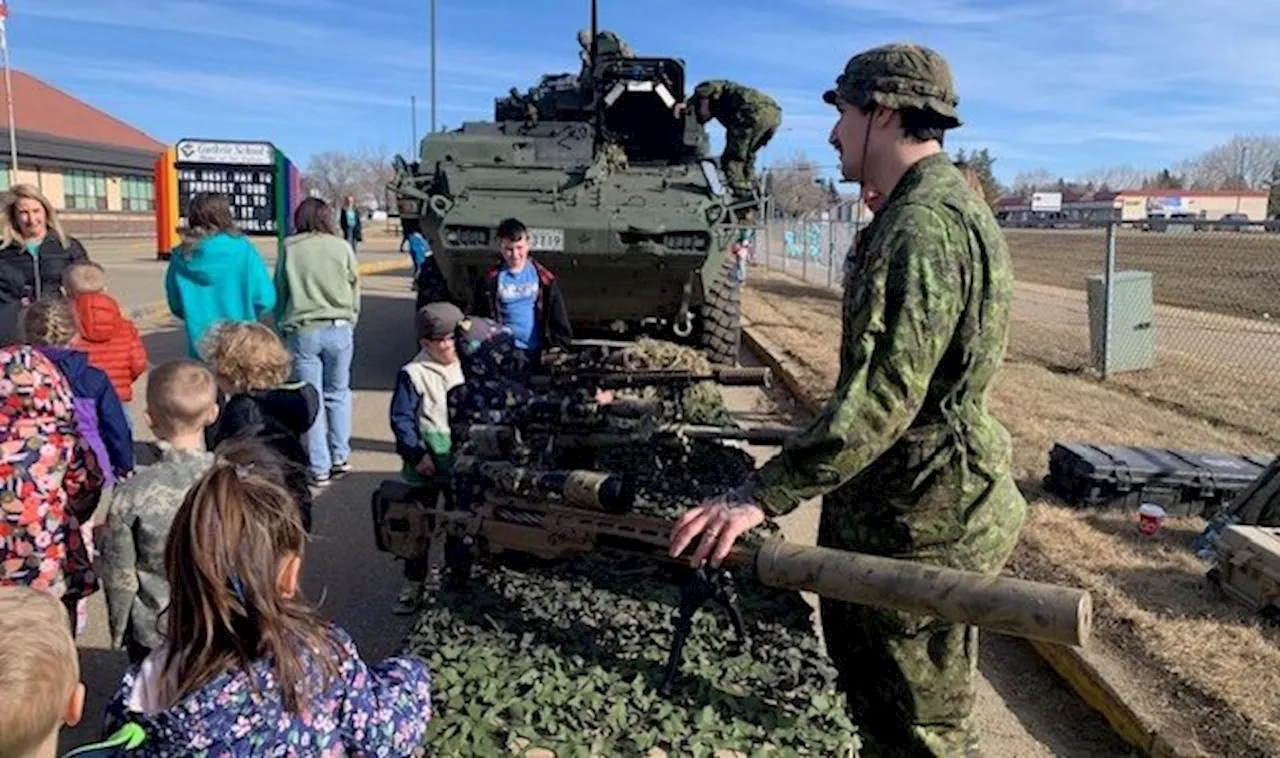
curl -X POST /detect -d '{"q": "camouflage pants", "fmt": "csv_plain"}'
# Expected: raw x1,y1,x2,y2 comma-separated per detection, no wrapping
816,427,1027,758
721,108,781,193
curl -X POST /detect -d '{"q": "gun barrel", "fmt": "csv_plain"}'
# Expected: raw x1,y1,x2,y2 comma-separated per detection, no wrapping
670,424,797,445
455,457,636,513
746,539,1090,648
529,366,772,391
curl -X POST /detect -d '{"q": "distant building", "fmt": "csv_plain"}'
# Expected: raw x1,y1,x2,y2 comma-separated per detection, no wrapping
995,188,1270,224
0,70,166,236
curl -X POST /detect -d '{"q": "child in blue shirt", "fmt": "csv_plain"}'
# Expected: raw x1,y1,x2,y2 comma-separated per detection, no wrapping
470,217,572,360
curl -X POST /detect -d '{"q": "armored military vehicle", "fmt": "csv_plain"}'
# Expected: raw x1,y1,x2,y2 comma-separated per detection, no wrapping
387,34,756,364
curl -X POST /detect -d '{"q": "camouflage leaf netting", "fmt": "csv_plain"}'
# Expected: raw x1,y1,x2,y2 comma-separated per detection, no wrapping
408,340,859,756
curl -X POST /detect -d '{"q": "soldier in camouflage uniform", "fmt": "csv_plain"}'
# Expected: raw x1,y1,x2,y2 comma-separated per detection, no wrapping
675,80,782,197
669,43,1025,758
577,29,634,61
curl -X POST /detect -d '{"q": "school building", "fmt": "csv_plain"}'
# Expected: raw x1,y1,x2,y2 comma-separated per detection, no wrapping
0,70,166,237
995,188,1270,224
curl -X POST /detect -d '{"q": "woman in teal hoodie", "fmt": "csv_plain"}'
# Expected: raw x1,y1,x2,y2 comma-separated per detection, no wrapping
164,193,276,358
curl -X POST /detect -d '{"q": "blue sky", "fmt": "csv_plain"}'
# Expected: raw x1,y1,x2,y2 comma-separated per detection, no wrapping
11,0,1279,185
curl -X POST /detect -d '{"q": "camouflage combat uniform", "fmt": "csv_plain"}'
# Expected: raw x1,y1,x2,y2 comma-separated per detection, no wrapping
688,80,782,195
577,29,633,64
736,45,1026,758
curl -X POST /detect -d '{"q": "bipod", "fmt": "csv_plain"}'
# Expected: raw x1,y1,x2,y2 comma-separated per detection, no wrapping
658,565,750,697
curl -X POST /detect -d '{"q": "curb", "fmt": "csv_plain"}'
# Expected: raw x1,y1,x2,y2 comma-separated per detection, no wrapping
129,258,414,330
740,321,1194,758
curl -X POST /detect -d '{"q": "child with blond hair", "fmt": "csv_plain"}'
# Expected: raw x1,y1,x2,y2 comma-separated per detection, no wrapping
201,321,318,530
99,360,220,665
24,297,135,482
62,262,149,407
102,441,432,755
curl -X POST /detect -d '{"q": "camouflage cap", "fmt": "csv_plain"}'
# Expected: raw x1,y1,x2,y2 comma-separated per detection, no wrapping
822,43,962,129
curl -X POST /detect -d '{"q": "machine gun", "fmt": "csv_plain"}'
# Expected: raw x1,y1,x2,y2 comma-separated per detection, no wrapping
409,456,1093,695
529,364,772,391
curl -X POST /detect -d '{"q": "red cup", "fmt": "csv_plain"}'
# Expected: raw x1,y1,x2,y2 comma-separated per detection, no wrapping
1138,503,1166,535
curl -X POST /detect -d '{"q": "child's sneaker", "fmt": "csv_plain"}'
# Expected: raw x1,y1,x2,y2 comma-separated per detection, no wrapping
393,581,423,615
310,471,331,489
331,461,353,479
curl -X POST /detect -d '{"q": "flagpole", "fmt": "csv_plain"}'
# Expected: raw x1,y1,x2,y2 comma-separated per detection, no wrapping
1,2,17,174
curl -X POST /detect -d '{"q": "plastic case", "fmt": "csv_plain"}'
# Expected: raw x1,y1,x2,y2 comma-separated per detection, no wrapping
1209,525,1280,616
1045,441,1274,517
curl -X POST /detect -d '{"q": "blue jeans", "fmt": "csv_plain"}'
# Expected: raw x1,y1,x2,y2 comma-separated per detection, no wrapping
287,321,354,477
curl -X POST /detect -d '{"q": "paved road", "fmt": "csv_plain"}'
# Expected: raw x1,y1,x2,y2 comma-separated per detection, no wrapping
60,261,1126,755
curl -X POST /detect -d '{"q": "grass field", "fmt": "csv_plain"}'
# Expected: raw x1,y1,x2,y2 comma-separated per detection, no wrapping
1004,227,1280,321
741,266,1280,758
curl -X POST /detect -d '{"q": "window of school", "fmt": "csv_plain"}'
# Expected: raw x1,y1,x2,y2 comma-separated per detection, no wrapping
64,170,108,210
121,175,154,212
0,165,8,191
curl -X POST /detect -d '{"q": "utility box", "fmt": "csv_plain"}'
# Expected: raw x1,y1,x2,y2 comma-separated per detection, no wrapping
1088,270,1155,374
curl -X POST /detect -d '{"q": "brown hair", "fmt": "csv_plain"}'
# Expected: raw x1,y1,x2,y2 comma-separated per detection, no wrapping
158,439,342,713
201,321,291,394
147,360,218,438
181,193,240,257
0,585,79,756
2,184,68,248
22,296,79,346
62,261,107,296
293,196,338,236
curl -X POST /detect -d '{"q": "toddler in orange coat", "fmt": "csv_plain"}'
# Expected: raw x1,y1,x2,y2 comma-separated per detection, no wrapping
62,262,148,404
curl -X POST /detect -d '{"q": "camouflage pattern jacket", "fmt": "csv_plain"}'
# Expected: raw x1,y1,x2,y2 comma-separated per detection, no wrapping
691,80,781,135
99,442,215,650
743,153,1026,568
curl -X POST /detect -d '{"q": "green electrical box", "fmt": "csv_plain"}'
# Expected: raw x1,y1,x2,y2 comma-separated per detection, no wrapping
1088,270,1156,374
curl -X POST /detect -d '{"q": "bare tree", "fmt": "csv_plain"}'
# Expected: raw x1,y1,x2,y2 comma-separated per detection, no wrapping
303,151,365,206
1010,169,1057,196
303,144,397,209
1175,135,1280,190
1078,164,1151,192
764,152,831,217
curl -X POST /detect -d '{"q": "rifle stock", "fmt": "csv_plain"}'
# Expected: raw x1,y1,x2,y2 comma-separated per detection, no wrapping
429,495,1091,648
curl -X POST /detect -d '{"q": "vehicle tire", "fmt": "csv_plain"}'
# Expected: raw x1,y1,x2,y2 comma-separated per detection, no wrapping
697,254,743,366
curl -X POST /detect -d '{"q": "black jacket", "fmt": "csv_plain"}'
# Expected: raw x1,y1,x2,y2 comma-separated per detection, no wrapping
0,235,89,344
470,260,573,350
205,382,319,531
338,207,363,242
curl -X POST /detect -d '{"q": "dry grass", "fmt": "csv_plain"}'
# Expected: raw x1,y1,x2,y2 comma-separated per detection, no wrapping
742,265,1280,758
1005,227,1280,321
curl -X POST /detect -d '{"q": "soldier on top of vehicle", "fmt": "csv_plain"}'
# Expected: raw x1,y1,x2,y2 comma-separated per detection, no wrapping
673,80,782,200
576,29,634,62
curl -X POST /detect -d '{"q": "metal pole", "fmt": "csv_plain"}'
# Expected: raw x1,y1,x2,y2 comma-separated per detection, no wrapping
1101,221,1117,379
1237,144,1247,213
410,95,418,155
429,0,437,133
1,15,17,174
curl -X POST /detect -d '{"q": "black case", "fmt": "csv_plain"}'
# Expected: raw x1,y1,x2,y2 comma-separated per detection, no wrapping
1045,442,1274,517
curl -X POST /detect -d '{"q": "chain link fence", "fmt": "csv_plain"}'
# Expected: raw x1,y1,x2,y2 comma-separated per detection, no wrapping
743,216,1280,444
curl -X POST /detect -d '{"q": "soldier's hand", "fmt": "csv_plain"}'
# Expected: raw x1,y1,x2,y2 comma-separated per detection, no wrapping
415,457,436,477
672,102,687,118
669,494,766,568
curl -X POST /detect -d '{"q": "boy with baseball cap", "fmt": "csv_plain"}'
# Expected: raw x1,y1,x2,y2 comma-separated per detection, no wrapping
387,302,466,614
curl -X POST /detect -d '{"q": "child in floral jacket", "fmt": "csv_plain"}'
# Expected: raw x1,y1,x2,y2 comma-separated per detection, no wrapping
0,345,105,631
102,439,432,756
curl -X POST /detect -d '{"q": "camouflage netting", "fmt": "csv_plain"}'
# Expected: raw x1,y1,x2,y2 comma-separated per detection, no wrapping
600,338,736,427
407,340,859,756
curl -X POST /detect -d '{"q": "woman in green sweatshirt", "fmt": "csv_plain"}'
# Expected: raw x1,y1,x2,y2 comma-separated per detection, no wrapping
274,197,361,487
